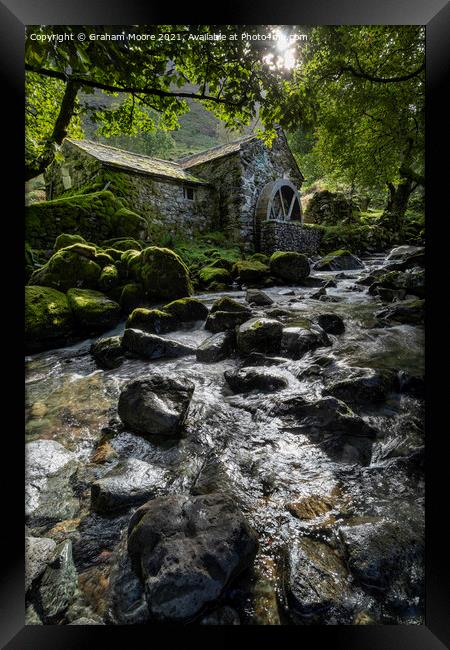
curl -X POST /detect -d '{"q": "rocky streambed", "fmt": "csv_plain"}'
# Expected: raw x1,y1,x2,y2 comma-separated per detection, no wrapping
25,246,425,626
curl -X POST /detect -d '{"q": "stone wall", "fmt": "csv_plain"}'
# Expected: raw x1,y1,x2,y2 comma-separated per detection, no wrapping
260,222,323,256
185,130,304,251
45,142,219,241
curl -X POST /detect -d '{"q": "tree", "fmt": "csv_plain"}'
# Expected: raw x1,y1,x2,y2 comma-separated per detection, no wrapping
25,25,308,180
293,26,425,225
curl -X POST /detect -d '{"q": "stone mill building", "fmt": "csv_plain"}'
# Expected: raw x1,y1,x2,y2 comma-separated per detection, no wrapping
46,126,321,254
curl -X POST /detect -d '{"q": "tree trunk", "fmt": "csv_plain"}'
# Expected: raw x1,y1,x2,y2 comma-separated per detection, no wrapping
25,79,80,181
384,176,416,228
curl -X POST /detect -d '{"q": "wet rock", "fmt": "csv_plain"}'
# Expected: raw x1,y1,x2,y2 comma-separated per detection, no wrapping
72,512,130,570
245,288,274,306
205,310,252,333
281,325,331,360
324,368,398,407
69,617,104,625
237,317,283,355
25,440,79,527
224,367,289,393
269,251,310,283
122,328,195,359
196,331,235,363
266,307,293,319
36,540,78,622
106,533,150,624
118,374,195,437
25,286,74,353
91,458,169,514
338,519,424,595
268,395,375,463
314,250,364,272
90,335,124,369
386,246,424,270
25,536,57,592
286,495,335,521
314,313,345,335
377,287,407,303
25,604,43,625
284,537,354,624
232,260,270,285
240,352,287,367
310,287,326,299
199,606,240,625
369,269,424,299
397,371,424,399
375,299,424,325
319,295,343,303
124,493,258,623
278,288,295,296
210,296,251,314
162,297,209,322
66,288,121,332
125,307,178,334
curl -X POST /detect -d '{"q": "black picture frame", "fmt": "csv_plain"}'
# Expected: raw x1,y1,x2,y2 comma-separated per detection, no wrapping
3,1,449,647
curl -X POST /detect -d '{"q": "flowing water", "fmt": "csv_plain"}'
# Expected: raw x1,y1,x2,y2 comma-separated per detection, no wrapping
25,253,425,625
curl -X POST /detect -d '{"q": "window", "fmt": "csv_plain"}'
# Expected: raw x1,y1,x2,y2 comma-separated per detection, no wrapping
183,186,195,201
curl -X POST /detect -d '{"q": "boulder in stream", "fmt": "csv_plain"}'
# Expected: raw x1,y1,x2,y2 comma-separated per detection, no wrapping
281,325,331,359
90,335,124,369
269,251,310,283
118,374,195,437
224,367,289,393
196,331,235,363
122,493,258,623
314,250,364,271
122,328,195,359
314,313,345,335
237,317,283,355
245,288,274,306
66,288,121,332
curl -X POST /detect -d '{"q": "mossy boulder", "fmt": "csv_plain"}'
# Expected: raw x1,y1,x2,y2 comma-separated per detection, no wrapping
54,233,86,252
90,335,124,369
314,250,364,271
199,266,232,287
232,260,269,286
131,247,193,301
28,248,102,292
125,308,178,335
102,238,143,252
119,283,146,314
207,258,234,272
210,296,251,314
25,190,146,250
250,253,270,265
99,265,119,291
162,297,209,322
236,317,283,355
269,251,310,284
25,286,74,353
67,288,121,332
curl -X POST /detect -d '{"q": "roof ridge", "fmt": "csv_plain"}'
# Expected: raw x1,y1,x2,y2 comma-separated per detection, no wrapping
67,138,183,168
177,134,257,163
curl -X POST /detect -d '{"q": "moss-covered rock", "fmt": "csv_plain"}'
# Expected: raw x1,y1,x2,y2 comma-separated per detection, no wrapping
199,266,232,287
25,286,74,353
207,258,234,272
314,250,364,272
119,283,146,314
210,296,251,314
90,335,124,369
125,308,178,334
98,265,119,291
67,288,121,332
269,251,310,283
236,317,283,355
232,260,269,286
132,247,193,301
250,253,270,265
28,248,102,292
54,233,86,252
162,297,209,322
102,238,143,252
103,248,124,262
26,190,146,250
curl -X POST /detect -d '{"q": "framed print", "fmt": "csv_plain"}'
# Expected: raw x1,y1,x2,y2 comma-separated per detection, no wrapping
1,0,449,647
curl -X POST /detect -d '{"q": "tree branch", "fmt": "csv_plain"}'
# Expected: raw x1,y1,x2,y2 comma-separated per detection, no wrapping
339,61,425,84
25,64,247,108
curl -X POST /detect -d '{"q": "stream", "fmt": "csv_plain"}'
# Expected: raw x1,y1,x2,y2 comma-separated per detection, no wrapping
25,252,425,626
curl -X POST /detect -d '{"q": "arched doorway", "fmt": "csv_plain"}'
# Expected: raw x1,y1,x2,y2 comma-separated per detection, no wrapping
254,179,302,249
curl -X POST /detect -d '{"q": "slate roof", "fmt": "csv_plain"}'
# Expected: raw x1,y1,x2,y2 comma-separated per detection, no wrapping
178,135,257,169
66,139,210,185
